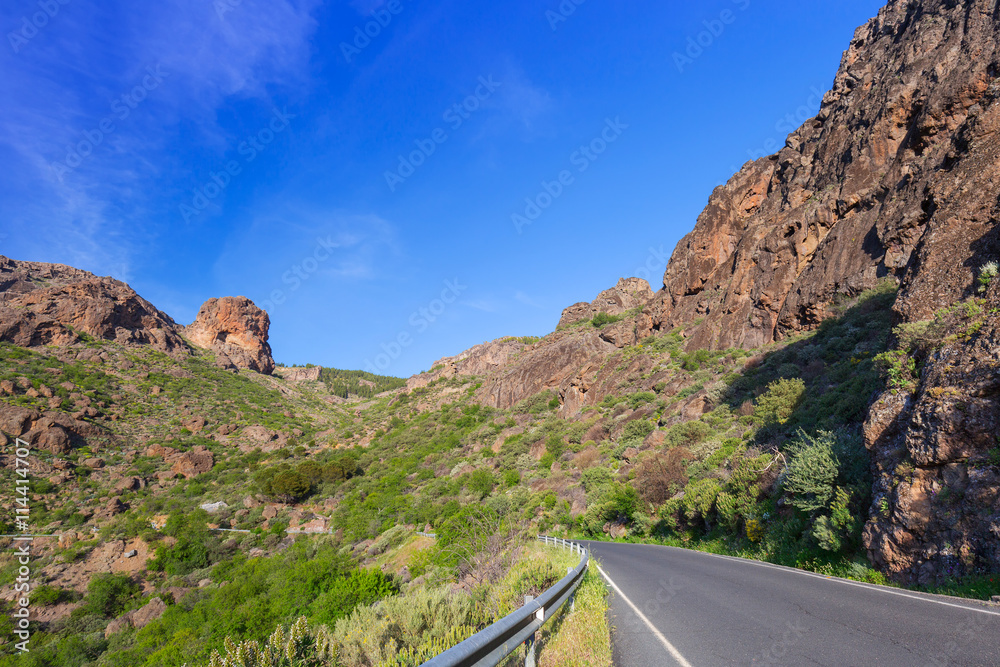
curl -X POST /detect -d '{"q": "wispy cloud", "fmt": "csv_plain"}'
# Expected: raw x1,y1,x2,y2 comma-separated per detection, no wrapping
0,0,322,274
461,298,498,313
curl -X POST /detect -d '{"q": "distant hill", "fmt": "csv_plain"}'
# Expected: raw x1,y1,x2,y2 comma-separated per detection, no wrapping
277,363,406,399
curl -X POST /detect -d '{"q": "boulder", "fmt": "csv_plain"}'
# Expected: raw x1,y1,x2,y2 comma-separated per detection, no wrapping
104,597,167,638
171,448,214,478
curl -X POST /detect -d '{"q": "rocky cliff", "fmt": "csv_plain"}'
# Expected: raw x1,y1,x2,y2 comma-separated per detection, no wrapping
864,282,1000,585
638,0,1000,350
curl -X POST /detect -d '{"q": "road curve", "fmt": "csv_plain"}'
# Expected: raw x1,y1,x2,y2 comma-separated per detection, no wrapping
579,541,1000,667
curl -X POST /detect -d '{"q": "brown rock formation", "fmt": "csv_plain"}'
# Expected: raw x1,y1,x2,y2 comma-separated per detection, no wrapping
277,366,322,382
105,597,167,637
558,278,654,329
185,297,275,374
169,447,214,479
0,256,185,351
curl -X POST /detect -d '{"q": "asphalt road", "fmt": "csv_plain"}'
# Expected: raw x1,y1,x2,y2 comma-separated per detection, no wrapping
579,541,1000,667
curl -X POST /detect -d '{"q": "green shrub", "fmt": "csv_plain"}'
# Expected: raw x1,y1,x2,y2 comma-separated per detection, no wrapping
753,378,806,425
873,350,917,391
784,432,838,513
81,573,140,618
467,469,496,500
662,421,713,448
308,568,398,626
591,312,623,328
978,261,998,293
626,391,656,408
621,420,654,442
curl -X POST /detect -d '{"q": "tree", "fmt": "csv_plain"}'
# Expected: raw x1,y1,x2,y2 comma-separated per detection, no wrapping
783,430,838,513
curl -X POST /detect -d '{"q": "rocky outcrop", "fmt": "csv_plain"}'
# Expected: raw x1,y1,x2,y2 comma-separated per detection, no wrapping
276,366,322,382
558,278,654,329
427,339,530,380
0,403,108,454
863,283,1000,585
104,597,167,637
184,297,274,374
0,256,185,351
625,0,1000,351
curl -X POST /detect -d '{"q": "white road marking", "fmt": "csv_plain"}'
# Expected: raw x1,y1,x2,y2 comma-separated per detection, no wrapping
596,563,695,667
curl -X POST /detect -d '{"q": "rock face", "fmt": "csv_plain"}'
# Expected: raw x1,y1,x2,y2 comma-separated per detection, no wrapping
0,256,185,351
277,366,322,382
185,297,275,374
863,282,1000,585
104,597,167,637
624,0,1000,351
558,278,654,329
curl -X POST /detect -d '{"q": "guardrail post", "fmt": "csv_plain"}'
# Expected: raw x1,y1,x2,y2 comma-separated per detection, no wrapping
524,595,537,667
568,566,576,612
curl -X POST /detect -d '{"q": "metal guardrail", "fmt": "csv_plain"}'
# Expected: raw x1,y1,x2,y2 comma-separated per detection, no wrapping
421,535,588,667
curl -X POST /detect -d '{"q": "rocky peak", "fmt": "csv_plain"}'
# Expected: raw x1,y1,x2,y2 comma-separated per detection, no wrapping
558,277,655,329
184,297,275,375
625,0,1000,351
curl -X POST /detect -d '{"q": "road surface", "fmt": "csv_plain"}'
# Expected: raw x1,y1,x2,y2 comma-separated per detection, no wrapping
579,540,1000,666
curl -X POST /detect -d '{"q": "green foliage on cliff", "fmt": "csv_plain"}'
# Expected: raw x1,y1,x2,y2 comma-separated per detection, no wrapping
318,368,406,399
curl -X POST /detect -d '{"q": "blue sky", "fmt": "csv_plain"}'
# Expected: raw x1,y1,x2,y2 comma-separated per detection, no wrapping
0,0,886,377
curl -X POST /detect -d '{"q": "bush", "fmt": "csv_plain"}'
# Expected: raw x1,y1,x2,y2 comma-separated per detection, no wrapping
81,573,140,618
632,449,692,505
784,432,838,513
621,419,654,443
783,430,870,553
978,261,998,293
662,421,713,448
753,378,806,425
873,350,917,391
467,469,496,500
309,568,398,626
626,391,657,408
591,312,623,328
